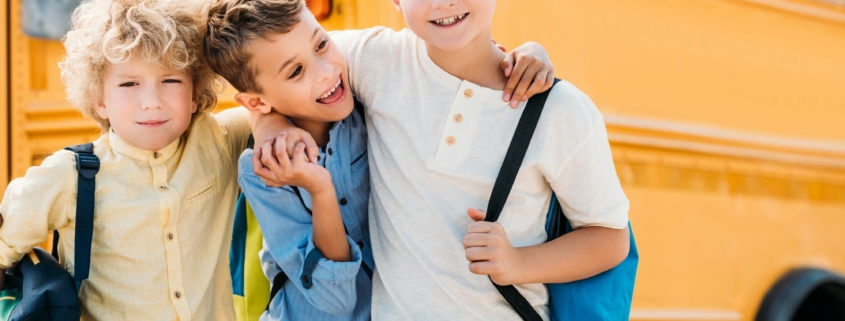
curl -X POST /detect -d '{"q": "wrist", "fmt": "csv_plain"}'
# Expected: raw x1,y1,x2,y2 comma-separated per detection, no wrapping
508,247,530,284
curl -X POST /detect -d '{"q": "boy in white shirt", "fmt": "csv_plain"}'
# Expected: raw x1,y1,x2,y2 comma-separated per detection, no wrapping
258,0,631,320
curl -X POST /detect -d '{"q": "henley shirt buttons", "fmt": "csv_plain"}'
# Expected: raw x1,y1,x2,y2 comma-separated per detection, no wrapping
328,148,333,155
174,291,181,299
446,136,456,146
167,233,174,240
357,241,364,249
340,198,348,205
159,186,168,191
153,152,160,159
454,114,464,123
464,89,474,98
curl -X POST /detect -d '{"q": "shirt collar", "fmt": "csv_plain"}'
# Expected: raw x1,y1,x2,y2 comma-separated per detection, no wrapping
108,129,181,164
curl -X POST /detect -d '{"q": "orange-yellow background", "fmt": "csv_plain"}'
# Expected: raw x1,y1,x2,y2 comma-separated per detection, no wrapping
2,0,845,320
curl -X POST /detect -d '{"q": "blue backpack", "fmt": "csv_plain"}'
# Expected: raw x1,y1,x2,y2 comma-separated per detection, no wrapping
1,143,99,321
484,80,639,321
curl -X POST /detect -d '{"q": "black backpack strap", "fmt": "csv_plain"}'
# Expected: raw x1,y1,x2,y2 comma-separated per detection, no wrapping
63,143,100,291
485,79,560,321
266,269,290,311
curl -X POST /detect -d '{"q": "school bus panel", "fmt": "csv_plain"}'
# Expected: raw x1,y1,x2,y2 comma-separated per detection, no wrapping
4,0,845,320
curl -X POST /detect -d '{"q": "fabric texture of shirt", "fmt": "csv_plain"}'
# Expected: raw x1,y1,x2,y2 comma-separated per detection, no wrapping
332,28,630,321
0,108,251,321
238,108,372,321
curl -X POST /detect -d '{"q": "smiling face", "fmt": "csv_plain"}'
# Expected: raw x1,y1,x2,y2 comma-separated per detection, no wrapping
238,9,353,127
96,55,197,151
393,0,496,52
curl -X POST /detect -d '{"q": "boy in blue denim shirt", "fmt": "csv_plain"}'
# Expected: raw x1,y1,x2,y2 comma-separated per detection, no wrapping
203,0,553,319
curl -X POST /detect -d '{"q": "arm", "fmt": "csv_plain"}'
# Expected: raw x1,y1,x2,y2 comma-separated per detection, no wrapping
0,151,77,285
465,116,630,285
465,209,628,285
239,148,361,314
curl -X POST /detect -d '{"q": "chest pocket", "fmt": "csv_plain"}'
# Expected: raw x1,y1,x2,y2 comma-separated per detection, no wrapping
187,180,217,202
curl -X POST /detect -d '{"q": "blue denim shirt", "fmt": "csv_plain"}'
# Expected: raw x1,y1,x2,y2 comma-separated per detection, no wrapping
238,109,372,321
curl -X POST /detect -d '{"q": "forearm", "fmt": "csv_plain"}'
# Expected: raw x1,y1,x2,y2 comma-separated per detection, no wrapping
249,110,290,141
310,189,351,262
515,226,629,284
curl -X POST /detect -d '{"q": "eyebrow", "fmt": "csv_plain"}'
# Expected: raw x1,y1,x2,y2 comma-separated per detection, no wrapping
276,27,323,76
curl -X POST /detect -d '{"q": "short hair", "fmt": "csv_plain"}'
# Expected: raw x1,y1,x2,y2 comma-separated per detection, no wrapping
60,0,221,132
204,0,305,93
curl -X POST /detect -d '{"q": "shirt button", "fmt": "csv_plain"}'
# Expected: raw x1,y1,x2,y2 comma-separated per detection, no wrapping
159,185,168,191
357,241,364,249
153,152,160,159
167,233,174,240
174,291,181,299
328,148,333,156
464,89,473,98
454,114,464,123
446,136,456,146
339,198,348,206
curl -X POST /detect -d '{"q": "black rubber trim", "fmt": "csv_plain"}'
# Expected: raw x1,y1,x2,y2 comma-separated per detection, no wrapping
755,268,845,321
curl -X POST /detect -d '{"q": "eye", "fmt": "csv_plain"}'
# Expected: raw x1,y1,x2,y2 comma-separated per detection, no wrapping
289,65,303,79
119,81,138,87
162,78,182,84
316,38,328,51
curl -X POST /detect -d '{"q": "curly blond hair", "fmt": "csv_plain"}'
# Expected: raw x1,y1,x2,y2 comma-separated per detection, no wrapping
60,0,222,132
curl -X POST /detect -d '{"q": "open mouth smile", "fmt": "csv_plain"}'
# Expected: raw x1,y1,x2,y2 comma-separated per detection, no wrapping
316,77,346,104
431,13,468,26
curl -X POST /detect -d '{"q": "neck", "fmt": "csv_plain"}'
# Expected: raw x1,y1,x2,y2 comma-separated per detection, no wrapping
289,118,333,147
425,31,508,90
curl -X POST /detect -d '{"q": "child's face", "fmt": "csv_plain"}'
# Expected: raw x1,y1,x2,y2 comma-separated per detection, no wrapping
393,0,495,51
244,10,353,124
97,55,197,151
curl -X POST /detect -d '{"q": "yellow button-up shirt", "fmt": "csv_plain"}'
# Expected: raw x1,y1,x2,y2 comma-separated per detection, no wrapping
0,108,250,320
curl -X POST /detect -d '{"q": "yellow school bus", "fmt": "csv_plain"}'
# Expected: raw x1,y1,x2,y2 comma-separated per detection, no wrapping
2,0,844,320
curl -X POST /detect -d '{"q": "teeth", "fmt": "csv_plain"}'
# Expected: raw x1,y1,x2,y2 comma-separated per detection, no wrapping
319,79,342,99
434,13,466,26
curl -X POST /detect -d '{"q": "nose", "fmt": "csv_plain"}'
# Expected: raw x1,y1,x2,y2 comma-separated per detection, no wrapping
432,0,457,9
314,60,335,86
140,85,163,110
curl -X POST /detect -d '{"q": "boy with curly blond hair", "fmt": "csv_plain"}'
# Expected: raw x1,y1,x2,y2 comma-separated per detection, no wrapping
0,0,288,319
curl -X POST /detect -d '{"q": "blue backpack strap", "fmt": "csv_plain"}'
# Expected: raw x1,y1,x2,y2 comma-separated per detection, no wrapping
483,80,560,321
63,143,100,291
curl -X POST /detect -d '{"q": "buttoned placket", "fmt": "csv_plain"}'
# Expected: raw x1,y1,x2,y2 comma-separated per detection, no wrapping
324,121,366,245
150,151,192,320
434,81,482,169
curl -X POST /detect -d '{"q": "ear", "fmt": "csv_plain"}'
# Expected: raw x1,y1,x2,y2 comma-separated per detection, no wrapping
235,92,273,114
94,98,109,120
191,89,199,113
391,0,401,12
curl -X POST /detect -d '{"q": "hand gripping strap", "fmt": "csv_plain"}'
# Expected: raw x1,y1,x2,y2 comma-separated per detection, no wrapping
63,143,100,290
485,80,559,321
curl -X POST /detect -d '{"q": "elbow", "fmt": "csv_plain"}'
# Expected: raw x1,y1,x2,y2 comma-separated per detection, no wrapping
608,226,630,268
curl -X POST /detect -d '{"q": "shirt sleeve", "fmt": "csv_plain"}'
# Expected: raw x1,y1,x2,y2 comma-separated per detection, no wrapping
238,150,362,315
0,150,77,268
212,107,251,166
548,118,630,230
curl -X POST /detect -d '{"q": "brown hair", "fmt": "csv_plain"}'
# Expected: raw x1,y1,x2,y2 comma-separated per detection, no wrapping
204,0,305,93
61,0,221,132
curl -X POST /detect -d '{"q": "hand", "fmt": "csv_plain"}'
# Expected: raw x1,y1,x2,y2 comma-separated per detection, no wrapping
253,133,332,194
464,208,525,285
501,42,556,108
252,129,318,187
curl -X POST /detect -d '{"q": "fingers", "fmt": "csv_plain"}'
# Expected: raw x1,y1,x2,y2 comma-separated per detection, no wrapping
510,63,540,108
468,261,498,276
290,142,309,167
496,44,507,53
467,208,487,222
300,133,319,163
501,53,515,91
503,55,529,103
273,133,292,174
253,140,282,187
523,70,550,99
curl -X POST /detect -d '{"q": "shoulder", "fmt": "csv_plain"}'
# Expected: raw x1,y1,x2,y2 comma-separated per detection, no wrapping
537,80,605,140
